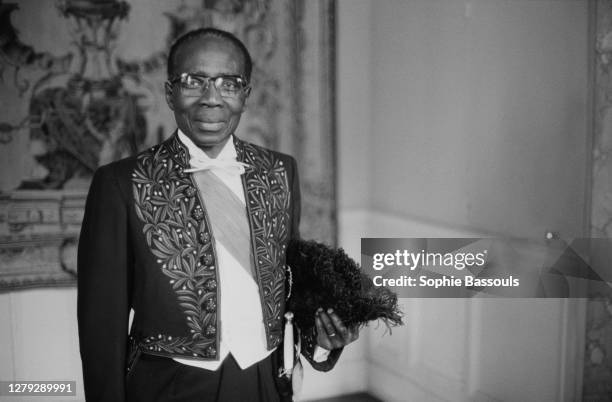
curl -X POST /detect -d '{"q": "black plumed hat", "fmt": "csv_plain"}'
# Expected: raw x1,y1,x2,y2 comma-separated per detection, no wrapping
285,239,403,334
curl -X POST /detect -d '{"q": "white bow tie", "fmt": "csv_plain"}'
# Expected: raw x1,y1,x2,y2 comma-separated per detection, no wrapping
184,157,250,175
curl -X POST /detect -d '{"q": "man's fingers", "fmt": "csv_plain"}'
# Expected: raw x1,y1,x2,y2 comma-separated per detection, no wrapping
315,314,332,349
314,308,361,350
315,314,334,349
315,314,327,337
328,310,349,339
317,309,337,337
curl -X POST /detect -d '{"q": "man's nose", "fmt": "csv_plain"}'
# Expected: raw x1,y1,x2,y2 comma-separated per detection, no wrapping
198,80,223,106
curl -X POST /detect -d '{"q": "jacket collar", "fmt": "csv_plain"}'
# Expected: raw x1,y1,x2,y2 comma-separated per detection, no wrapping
166,131,248,169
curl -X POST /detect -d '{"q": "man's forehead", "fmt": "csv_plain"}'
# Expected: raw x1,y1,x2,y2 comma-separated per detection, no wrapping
173,36,246,74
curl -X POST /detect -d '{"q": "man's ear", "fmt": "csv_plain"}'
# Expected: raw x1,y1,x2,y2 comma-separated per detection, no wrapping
241,87,251,110
164,81,175,111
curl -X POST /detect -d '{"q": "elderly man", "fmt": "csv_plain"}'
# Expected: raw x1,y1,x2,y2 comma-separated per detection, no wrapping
77,28,357,402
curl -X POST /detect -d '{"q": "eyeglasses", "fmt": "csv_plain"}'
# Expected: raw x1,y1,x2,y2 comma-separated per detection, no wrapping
169,72,250,98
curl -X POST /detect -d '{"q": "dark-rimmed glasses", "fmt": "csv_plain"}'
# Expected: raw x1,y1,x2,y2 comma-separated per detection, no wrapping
169,72,250,98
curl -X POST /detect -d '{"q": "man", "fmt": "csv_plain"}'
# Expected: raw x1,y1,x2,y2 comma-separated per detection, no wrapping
77,28,358,402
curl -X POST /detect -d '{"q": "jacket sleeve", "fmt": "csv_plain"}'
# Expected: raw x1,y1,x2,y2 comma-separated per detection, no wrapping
287,157,343,372
77,164,132,402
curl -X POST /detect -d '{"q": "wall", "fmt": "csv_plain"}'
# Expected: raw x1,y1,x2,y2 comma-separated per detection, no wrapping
0,289,84,401
335,0,590,401
368,0,588,238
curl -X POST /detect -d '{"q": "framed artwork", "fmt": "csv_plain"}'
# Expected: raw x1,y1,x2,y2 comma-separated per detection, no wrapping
0,0,337,291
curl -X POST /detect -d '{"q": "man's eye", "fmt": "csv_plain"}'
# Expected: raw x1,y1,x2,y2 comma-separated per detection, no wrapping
183,76,203,88
219,78,239,91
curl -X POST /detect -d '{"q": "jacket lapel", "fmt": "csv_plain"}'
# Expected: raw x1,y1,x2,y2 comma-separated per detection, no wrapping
235,136,291,348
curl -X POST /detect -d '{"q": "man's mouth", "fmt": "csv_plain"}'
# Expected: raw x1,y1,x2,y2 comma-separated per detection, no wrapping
194,121,225,131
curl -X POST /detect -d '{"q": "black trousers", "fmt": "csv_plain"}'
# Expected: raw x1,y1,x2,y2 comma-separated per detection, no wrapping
126,351,286,402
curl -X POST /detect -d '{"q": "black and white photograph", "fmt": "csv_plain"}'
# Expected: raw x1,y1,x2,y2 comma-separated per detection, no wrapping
0,0,611,401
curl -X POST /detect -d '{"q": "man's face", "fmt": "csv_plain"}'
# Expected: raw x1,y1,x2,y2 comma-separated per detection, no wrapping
165,37,249,157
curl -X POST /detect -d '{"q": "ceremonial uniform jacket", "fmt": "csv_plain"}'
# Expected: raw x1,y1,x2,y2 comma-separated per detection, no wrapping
77,133,339,402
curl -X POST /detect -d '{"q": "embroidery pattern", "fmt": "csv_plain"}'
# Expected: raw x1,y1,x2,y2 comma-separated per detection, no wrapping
132,138,219,358
237,139,292,348
130,135,293,358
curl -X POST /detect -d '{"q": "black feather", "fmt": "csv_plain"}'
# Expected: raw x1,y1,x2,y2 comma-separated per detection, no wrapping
285,239,403,334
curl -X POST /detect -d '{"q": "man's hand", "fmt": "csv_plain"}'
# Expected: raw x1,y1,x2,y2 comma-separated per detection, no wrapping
315,307,359,350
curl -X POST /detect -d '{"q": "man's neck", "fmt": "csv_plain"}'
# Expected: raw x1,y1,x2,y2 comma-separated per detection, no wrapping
201,136,232,159
201,145,223,159
177,130,235,160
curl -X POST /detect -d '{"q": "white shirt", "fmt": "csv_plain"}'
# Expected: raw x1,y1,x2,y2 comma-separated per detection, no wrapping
174,130,273,370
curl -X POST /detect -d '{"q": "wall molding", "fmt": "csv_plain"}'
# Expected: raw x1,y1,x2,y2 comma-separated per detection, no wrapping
340,207,587,401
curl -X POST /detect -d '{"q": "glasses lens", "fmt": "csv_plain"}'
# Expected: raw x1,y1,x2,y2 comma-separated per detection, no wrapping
216,76,244,98
179,74,205,96
176,74,247,98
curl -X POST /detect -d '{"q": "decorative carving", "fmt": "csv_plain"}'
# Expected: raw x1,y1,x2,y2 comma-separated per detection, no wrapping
0,190,84,289
0,0,148,291
23,1,146,189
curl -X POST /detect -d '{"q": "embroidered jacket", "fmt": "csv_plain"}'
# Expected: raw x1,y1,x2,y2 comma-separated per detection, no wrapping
77,133,339,402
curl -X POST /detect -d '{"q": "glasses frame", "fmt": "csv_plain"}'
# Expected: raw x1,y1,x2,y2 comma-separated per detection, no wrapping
168,72,250,99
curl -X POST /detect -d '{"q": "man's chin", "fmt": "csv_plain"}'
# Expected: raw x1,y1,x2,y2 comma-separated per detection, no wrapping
189,131,232,149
